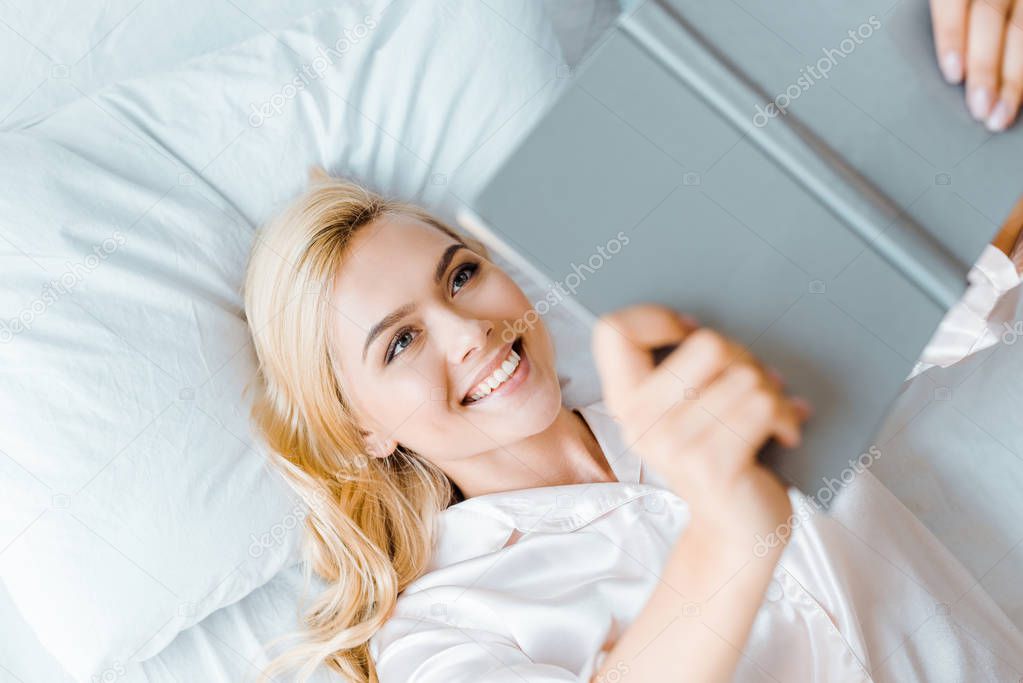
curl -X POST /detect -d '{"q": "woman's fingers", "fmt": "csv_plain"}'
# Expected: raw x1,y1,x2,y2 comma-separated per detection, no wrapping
702,389,784,466
679,363,765,444
682,361,807,455
649,329,742,397
966,0,1012,120
592,304,696,415
791,396,813,421
932,0,1023,130
931,0,971,83
770,396,805,448
988,3,1023,130
593,306,814,506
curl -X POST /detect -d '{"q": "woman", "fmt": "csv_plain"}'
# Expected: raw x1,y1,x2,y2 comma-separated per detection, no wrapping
244,173,1023,682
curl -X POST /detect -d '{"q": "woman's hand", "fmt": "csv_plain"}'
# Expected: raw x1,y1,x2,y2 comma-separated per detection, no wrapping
592,304,810,532
930,0,1023,131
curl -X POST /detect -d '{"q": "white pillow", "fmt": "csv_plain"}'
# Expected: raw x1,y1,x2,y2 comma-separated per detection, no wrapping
0,1,604,678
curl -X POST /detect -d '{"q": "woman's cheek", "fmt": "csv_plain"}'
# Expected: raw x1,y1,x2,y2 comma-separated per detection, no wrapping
496,273,534,319
375,370,434,418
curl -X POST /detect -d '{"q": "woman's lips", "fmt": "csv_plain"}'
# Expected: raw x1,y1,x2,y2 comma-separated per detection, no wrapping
463,337,529,406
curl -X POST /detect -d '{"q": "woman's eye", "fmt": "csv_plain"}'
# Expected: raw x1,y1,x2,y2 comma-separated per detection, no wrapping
384,261,478,365
386,328,416,364
451,262,478,294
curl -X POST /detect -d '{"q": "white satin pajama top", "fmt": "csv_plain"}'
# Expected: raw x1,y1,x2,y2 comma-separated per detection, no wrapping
369,246,1023,683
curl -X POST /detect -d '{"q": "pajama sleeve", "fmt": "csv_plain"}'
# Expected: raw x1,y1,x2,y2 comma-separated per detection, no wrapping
906,244,1022,381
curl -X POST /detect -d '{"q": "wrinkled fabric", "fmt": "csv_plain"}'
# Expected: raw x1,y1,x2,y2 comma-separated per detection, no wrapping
370,401,1023,682
907,244,1022,381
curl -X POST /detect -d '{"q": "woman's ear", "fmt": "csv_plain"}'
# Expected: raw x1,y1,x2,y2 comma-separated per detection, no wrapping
360,428,397,459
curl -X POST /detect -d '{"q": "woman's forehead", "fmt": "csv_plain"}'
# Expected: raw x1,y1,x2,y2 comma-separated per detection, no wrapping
342,214,457,273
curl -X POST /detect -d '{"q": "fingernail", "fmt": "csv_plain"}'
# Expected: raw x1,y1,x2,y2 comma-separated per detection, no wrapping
986,99,1013,132
677,313,699,328
940,51,963,84
792,396,813,418
968,86,993,120
767,367,784,386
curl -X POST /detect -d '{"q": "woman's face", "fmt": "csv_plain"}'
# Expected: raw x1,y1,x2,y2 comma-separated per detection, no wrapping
330,213,562,465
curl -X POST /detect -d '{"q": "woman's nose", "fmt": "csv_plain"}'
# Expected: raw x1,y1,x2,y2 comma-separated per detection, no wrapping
446,316,494,365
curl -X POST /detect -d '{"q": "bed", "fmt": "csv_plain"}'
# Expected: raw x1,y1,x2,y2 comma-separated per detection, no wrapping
1,1,1021,681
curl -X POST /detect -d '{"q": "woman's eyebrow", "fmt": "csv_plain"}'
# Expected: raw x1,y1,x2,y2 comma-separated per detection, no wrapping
362,243,467,361
434,243,466,283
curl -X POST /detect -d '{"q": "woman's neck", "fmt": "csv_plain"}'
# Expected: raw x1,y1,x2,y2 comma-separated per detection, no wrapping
443,405,617,500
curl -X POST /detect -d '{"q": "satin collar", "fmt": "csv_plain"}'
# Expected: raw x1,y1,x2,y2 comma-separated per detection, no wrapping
430,401,677,568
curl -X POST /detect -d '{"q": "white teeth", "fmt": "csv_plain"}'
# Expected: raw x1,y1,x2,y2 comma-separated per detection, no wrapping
466,345,522,403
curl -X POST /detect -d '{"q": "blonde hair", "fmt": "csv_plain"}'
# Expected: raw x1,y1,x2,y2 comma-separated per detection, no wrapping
243,170,485,682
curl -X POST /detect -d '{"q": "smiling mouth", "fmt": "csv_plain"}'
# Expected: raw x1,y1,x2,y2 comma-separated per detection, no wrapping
462,337,525,405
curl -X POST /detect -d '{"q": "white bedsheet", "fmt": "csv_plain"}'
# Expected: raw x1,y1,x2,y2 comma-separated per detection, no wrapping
140,566,337,683
0,563,330,683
